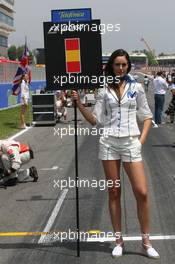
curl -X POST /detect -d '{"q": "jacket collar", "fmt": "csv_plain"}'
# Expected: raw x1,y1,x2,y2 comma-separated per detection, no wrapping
107,82,131,102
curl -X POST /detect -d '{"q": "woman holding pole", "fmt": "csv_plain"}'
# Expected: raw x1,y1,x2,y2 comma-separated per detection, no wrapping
72,49,160,259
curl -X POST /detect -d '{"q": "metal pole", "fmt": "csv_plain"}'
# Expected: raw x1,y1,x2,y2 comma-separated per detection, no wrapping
74,100,80,257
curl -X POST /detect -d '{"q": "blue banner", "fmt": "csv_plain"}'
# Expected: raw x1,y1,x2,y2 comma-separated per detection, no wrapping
0,81,46,110
51,8,92,23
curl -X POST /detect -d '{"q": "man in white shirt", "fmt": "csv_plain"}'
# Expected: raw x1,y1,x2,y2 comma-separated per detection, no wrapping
153,71,168,124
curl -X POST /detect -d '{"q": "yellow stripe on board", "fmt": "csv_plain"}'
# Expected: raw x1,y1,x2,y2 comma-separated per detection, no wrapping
66,50,80,62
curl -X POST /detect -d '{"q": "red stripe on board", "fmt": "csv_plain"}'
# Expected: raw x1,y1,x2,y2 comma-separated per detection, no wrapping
66,61,81,73
65,38,80,50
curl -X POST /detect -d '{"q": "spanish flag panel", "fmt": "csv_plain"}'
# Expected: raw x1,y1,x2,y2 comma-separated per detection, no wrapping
65,38,81,73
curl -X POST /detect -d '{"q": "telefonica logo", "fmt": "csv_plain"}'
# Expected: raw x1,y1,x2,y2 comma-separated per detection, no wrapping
59,11,85,19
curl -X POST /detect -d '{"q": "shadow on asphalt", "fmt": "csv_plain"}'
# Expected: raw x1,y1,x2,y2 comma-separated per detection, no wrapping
151,144,175,148
0,241,147,258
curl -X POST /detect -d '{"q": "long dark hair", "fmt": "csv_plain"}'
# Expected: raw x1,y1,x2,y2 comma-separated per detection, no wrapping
21,74,27,83
105,49,131,78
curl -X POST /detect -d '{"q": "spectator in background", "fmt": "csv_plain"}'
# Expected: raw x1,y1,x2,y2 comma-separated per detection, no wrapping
55,91,67,121
79,89,87,106
40,86,46,94
166,71,172,84
165,70,175,123
153,71,168,125
171,69,175,85
162,71,167,79
143,75,149,92
165,88,175,123
20,74,30,129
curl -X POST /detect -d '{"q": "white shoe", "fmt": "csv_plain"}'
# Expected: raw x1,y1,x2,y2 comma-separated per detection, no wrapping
152,123,159,128
152,120,158,128
112,242,124,258
20,124,29,129
142,243,160,259
142,234,160,259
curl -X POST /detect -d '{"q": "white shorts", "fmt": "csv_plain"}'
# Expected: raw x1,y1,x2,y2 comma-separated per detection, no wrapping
21,97,29,105
98,136,142,162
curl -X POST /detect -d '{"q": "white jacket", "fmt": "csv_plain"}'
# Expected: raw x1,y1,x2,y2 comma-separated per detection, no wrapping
92,81,153,137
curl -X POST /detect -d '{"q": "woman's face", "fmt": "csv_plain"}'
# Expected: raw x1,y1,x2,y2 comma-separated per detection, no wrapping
23,75,28,82
112,55,128,77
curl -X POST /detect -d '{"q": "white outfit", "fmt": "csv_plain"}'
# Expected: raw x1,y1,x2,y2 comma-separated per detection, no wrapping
92,82,153,137
91,79,153,162
153,76,168,95
0,140,31,180
55,98,67,118
98,135,142,162
20,80,30,104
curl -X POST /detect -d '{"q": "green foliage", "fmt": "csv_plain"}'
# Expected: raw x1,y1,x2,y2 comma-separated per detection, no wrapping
29,50,33,64
8,45,17,60
144,51,158,66
16,46,24,61
7,45,34,64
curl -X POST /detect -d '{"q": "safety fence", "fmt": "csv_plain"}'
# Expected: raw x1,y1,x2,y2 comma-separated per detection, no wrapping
0,59,46,83
0,80,46,110
0,59,46,110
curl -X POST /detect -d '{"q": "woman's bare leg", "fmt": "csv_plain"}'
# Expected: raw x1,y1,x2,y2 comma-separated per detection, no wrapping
123,161,151,246
20,105,27,128
102,160,122,243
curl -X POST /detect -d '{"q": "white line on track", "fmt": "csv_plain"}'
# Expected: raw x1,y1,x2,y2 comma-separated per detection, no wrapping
38,189,68,244
8,126,32,140
86,235,175,242
39,234,175,243
40,166,60,171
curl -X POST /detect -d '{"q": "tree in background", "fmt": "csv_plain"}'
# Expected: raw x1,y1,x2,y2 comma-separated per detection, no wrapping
144,50,158,66
8,45,33,64
16,46,24,61
8,45,17,60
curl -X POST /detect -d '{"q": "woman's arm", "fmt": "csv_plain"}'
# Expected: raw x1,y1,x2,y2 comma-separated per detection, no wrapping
136,84,153,144
72,91,97,126
139,118,152,145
